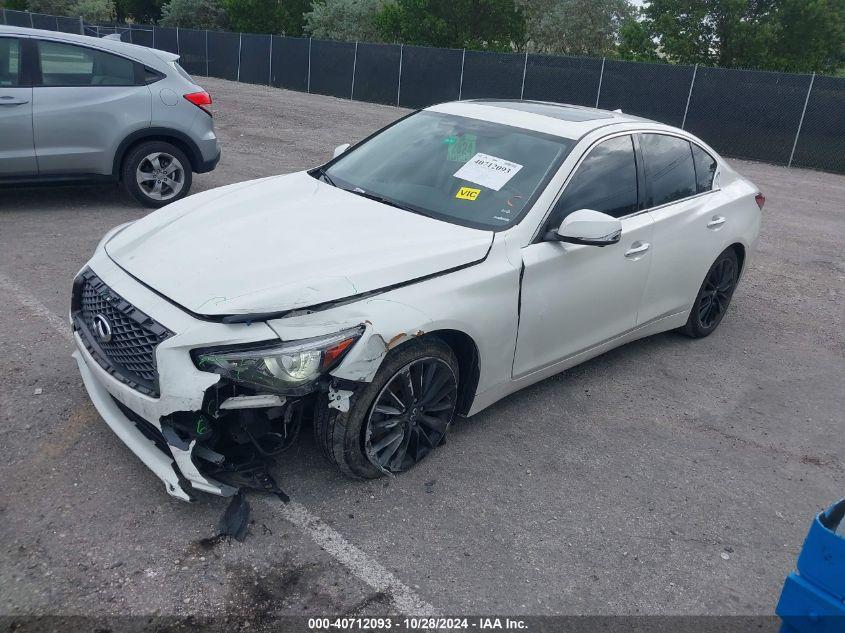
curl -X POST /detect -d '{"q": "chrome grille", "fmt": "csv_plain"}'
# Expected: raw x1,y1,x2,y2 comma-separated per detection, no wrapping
73,269,172,397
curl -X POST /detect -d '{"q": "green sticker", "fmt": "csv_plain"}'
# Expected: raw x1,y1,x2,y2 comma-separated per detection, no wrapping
447,134,477,162
443,136,456,145
196,417,209,436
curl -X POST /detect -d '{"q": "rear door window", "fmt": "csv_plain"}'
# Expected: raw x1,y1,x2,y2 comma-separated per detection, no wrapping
37,40,136,86
640,133,697,208
691,143,718,193
0,38,21,87
549,135,639,226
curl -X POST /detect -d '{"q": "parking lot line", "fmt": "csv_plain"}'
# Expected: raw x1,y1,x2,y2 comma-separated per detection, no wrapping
1,268,435,616
0,272,72,343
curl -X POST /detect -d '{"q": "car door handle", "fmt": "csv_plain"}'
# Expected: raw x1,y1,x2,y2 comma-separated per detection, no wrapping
707,215,726,229
624,242,650,258
0,97,29,106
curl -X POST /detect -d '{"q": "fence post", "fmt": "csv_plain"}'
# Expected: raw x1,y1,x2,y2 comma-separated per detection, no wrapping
152,25,155,48
268,35,273,86
1,9,6,25
789,72,816,168
29,11,33,27
205,30,209,77
176,27,180,55
681,64,698,130
307,37,312,93
350,41,358,100
236,33,242,82
520,51,528,100
458,49,465,100
54,16,58,31
396,43,403,106
595,57,605,108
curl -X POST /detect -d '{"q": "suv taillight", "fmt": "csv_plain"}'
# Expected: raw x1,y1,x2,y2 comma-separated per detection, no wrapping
184,91,212,115
755,192,766,210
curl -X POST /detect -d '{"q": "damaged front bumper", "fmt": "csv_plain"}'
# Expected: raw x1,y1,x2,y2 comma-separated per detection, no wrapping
70,256,358,502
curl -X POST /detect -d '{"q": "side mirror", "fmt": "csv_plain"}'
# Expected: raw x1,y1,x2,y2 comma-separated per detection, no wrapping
333,143,350,159
547,209,622,247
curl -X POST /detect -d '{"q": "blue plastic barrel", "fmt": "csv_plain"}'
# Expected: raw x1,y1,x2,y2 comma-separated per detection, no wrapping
777,498,845,633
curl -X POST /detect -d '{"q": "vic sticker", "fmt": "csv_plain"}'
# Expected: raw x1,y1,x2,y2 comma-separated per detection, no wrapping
453,153,523,191
455,187,481,201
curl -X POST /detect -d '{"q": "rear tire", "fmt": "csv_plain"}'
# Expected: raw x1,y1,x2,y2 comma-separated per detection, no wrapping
314,338,459,479
679,248,739,338
122,141,192,208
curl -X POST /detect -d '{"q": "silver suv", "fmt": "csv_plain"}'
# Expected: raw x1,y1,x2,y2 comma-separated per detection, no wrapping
0,26,220,207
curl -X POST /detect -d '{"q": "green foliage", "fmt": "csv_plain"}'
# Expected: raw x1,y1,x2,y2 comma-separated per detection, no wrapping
159,0,228,28
3,0,31,9
633,0,845,73
222,0,311,35
114,0,164,22
618,17,660,62
27,0,73,14
518,0,635,56
377,0,526,51
304,0,390,41
76,0,115,20
767,0,845,74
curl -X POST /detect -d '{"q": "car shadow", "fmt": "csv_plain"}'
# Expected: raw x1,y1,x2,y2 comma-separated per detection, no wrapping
0,182,137,211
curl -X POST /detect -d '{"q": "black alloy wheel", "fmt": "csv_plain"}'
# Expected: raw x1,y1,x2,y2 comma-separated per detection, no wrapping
680,248,740,338
365,358,457,473
699,256,737,328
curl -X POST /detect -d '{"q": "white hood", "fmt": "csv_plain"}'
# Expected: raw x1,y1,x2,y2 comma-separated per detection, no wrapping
105,172,493,316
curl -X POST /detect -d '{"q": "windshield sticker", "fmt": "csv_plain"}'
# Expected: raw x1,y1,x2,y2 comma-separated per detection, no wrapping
446,134,477,162
455,186,481,201
453,153,523,191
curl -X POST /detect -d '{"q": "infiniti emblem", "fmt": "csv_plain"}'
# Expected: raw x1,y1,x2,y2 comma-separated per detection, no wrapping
93,314,113,343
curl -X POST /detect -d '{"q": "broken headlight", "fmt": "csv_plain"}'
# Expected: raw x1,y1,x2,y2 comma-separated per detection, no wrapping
192,326,364,393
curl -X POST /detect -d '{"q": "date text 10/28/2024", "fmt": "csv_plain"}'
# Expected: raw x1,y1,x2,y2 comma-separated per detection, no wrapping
308,617,528,630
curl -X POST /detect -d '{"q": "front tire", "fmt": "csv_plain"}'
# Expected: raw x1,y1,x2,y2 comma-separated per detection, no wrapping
679,247,739,338
314,338,459,479
122,141,192,208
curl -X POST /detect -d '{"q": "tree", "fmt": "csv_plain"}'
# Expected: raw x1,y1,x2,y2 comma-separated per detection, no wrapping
767,0,845,73
27,0,74,13
377,0,526,51
159,0,228,28
618,16,661,61
114,0,164,22
222,0,311,35
3,0,30,10
304,0,389,41
518,0,635,56
636,0,844,73
76,0,116,20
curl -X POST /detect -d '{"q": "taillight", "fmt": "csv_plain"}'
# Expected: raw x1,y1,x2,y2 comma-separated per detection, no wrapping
755,192,765,210
184,91,212,115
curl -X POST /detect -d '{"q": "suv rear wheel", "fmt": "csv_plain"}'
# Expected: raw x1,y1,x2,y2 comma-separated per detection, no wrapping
122,141,192,208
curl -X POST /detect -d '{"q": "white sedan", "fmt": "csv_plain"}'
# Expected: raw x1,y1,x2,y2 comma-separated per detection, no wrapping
71,100,763,500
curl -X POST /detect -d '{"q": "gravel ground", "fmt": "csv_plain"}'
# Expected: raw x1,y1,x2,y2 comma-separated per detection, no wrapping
0,77,842,622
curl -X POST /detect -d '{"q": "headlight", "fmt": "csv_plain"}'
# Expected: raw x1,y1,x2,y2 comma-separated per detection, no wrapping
192,326,364,393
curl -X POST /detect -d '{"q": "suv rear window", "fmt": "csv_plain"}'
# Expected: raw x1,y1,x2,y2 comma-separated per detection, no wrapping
38,40,136,86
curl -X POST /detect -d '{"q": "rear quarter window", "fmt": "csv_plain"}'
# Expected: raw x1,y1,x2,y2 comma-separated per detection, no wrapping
691,143,718,193
640,133,697,208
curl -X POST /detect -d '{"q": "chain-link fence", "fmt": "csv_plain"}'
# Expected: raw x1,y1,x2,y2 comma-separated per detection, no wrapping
3,7,844,173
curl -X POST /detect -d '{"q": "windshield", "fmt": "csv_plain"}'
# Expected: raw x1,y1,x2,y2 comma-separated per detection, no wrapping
322,111,575,230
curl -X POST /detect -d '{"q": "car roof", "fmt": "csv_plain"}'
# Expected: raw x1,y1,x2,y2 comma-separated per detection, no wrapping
0,24,178,67
427,99,659,141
